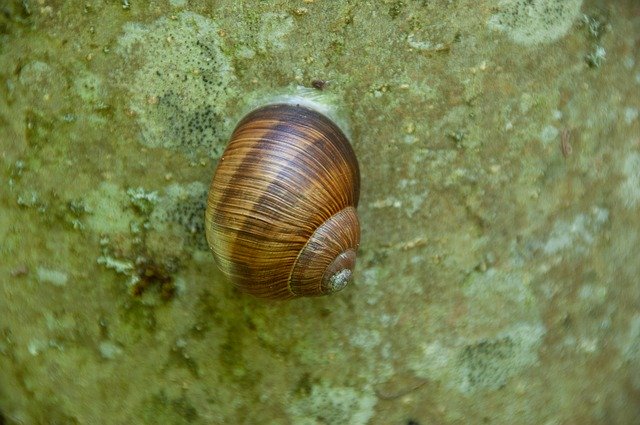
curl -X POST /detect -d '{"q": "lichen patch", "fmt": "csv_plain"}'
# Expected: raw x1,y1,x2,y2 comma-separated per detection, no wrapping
115,12,237,158
488,0,583,45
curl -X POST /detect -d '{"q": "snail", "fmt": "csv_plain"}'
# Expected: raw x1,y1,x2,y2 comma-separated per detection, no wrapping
205,98,360,299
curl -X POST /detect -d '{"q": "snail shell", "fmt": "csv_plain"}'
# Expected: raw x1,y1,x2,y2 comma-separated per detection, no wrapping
205,102,360,299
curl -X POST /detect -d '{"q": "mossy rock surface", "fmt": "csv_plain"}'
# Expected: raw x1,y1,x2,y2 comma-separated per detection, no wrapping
1,0,639,423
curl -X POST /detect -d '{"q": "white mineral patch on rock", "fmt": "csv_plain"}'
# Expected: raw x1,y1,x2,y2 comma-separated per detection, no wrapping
99,341,123,360
36,267,69,286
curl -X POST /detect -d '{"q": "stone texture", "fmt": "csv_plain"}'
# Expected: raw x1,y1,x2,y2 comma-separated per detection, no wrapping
0,0,639,424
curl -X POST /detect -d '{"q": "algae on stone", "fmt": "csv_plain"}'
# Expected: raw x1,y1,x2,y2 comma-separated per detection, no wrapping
1,0,639,424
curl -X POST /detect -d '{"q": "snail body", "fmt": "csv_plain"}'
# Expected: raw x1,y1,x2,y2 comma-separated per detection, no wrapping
205,101,361,299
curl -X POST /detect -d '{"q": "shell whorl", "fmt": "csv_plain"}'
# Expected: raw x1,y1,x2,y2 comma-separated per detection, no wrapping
289,206,360,296
205,103,360,299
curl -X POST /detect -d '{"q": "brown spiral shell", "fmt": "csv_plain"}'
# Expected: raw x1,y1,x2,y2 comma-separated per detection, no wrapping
205,103,361,299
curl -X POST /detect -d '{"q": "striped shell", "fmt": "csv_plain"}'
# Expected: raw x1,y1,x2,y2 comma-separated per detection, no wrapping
205,103,361,299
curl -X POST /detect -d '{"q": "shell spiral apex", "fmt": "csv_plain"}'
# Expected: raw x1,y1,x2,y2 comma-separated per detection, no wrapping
205,102,361,299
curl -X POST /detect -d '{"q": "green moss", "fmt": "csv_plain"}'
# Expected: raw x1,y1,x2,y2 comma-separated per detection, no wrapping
24,109,54,150
142,391,199,424
388,1,405,19
190,290,225,338
119,299,158,333
218,325,247,377
167,339,200,379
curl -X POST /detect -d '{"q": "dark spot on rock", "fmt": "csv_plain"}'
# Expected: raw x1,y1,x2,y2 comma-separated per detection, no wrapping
131,255,179,301
311,79,328,90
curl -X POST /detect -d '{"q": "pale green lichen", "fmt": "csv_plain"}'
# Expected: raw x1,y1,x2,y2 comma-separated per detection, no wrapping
488,0,583,45
85,182,135,235
73,70,108,104
458,323,545,392
619,153,640,209
622,315,640,389
115,11,237,158
408,267,546,392
126,187,159,216
257,12,294,52
541,207,610,256
98,341,124,360
462,269,540,329
97,253,134,276
585,45,606,68
410,323,545,393
288,383,377,425
149,181,209,249
18,61,56,87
